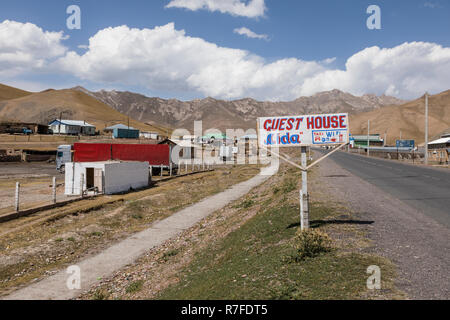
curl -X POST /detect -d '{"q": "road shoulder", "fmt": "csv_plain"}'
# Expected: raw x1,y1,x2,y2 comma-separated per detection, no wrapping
317,155,450,299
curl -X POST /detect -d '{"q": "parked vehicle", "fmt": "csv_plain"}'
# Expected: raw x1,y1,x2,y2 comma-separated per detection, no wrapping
22,127,33,135
56,145,73,171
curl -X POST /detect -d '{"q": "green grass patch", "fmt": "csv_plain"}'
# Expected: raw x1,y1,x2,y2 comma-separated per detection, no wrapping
126,280,144,294
157,200,395,300
233,199,255,209
162,249,180,262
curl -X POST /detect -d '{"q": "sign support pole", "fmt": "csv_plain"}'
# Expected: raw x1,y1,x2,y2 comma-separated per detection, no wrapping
300,146,309,230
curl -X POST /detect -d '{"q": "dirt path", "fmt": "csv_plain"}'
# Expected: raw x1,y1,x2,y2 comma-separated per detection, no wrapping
3,165,277,300
317,153,450,299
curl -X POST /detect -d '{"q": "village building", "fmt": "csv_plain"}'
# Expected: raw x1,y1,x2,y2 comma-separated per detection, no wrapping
49,120,96,136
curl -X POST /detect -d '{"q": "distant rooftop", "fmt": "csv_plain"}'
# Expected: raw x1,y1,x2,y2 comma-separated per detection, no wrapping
429,137,450,145
105,124,137,130
49,119,95,127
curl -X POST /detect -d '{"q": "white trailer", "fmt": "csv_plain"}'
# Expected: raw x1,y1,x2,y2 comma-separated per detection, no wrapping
65,161,149,196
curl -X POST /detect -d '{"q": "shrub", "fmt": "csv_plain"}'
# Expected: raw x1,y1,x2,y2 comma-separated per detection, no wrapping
293,229,332,260
126,280,144,294
282,179,297,193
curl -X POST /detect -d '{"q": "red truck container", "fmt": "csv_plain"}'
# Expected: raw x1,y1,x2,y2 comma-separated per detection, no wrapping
73,143,170,166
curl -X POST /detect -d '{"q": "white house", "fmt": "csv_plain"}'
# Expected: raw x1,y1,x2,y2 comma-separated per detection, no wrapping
140,131,159,140
49,120,96,135
65,161,149,195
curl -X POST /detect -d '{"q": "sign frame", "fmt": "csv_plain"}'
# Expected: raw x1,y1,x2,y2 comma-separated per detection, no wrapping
256,113,350,231
257,113,350,148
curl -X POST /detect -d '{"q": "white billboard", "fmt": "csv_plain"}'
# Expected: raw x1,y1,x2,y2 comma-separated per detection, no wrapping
257,113,349,148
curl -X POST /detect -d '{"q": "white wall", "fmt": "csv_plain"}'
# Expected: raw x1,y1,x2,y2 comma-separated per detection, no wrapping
65,162,106,195
104,162,149,194
65,161,149,195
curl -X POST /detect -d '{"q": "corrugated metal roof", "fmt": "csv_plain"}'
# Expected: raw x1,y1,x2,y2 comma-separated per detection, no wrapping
352,135,383,142
49,120,95,127
429,137,450,145
105,124,136,130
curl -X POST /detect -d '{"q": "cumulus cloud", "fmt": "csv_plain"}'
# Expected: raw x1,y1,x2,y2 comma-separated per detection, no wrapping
424,2,442,9
234,27,269,40
56,23,325,100
299,42,450,98
2,20,450,101
0,20,68,77
165,0,266,18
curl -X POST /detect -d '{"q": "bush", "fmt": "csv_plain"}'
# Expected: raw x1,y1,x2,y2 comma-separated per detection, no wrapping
293,229,332,260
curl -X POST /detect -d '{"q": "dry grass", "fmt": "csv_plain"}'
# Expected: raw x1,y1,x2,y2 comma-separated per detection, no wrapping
0,87,169,134
79,151,403,300
0,165,260,296
0,84,32,101
350,90,450,145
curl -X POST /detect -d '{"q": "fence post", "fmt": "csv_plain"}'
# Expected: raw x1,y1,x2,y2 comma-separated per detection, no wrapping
170,162,173,177
52,176,57,204
149,166,153,181
15,182,20,212
80,173,84,198
160,164,163,177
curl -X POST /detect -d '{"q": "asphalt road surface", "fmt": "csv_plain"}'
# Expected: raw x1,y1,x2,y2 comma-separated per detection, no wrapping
327,151,450,228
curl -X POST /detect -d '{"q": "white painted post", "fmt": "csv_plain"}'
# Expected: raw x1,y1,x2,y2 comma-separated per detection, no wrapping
52,176,57,204
15,182,20,212
185,161,188,173
170,162,173,177
300,146,309,230
80,173,84,198
160,164,163,177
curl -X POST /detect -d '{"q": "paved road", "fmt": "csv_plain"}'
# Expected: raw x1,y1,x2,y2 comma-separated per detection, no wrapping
316,151,449,299
326,151,450,228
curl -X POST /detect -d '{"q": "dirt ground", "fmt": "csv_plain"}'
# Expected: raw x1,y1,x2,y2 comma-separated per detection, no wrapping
0,162,66,211
0,164,261,296
77,153,402,300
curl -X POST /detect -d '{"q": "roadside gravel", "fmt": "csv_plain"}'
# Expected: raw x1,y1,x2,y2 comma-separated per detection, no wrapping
316,154,450,299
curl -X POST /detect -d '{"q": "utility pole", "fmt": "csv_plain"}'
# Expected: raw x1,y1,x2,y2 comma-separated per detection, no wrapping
127,116,130,139
58,112,63,135
425,92,429,165
367,120,370,157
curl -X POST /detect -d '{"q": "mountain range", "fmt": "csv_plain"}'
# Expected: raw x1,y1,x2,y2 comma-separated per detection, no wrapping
1,82,449,145
76,86,405,131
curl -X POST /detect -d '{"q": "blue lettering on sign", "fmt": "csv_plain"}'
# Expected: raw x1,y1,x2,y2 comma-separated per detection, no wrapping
312,130,347,145
264,133,302,146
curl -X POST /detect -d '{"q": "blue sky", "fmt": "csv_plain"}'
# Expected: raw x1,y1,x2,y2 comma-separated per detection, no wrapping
0,0,449,100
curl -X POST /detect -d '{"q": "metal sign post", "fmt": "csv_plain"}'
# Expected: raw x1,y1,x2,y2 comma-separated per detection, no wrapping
257,113,350,230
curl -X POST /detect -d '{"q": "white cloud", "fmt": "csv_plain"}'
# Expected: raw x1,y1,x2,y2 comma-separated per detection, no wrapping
0,20,68,77
234,27,269,40
2,21,450,101
424,2,442,9
299,42,450,98
166,0,266,18
56,23,325,100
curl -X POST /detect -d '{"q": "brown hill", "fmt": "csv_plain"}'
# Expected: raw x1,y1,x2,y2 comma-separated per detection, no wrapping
0,84,32,101
350,90,450,145
83,88,406,131
0,87,168,134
